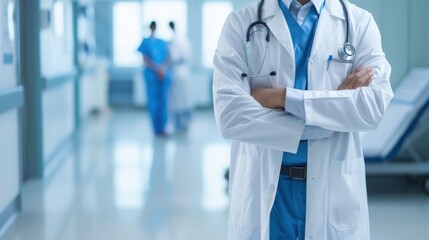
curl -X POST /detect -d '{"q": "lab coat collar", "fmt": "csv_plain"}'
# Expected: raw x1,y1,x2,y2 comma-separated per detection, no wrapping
324,0,346,20
281,0,325,14
262,0,346,21
261,0,345,59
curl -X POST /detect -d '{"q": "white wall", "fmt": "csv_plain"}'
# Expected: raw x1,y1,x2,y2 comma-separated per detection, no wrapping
408,0,429,156
351,0,409,87
40,0,76,164
0,110,20,213
0,0,20,218
410,0,429,67
40,0,75,76
42,82,75,161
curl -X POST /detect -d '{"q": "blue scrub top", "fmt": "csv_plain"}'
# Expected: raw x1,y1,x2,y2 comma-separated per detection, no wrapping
137,37,169,65
280,0,320,166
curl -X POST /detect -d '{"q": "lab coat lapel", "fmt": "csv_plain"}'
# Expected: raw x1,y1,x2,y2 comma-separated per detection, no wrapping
309,11,336,59
310,0,344,59
264,0,294,60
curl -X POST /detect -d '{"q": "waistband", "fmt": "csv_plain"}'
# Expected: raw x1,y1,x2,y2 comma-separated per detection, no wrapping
280,165,307,181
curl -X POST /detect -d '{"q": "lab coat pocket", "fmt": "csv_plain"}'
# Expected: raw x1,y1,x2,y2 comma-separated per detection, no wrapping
328,61,353,90
328,158,365,232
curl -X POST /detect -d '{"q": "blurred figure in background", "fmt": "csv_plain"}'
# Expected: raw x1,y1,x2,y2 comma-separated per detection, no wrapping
168,21,193,134
138,21,171,136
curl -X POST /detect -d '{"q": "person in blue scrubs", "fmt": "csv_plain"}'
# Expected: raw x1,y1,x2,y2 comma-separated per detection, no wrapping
138,21,171,136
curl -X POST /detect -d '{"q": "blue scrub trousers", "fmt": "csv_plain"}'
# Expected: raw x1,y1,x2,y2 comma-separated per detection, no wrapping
145,69,170,134
270,175,307,240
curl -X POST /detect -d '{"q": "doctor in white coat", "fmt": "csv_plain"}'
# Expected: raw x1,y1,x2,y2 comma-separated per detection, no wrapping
168,21,193,133
213,0,393,239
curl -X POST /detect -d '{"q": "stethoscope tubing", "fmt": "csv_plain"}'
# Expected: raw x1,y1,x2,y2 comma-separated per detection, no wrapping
243,0,355,78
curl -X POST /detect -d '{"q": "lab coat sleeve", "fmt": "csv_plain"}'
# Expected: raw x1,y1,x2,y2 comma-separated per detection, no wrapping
285,87,306,119
213,13,305,153
301,125,333,140
302,14,394,132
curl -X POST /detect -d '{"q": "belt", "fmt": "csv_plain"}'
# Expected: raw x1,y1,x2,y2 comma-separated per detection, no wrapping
280,165,307,180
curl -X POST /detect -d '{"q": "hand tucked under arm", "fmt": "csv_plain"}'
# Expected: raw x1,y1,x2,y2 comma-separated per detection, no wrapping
338,67,374,90
251,88,286,109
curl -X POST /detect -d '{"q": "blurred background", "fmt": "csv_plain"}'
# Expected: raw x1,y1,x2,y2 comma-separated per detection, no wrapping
0,0,429,239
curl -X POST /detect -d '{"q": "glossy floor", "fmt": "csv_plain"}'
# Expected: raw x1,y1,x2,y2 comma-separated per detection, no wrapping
1,110,429,240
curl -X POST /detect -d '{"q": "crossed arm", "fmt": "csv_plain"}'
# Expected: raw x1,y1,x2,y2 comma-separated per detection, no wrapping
213,12,392,152
251,67,374,110
250,67,374,140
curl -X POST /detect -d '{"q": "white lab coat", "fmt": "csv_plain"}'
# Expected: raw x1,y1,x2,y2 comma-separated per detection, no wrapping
212,0,393,239
169,35,192,112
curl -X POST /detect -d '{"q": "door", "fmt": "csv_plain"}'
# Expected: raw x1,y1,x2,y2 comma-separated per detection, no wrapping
0,0,22,228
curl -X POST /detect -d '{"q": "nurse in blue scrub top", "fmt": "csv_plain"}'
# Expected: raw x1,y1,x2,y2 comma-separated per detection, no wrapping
138,21,171,136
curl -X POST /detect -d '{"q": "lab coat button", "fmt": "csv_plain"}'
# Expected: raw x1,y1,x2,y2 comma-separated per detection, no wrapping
311,176,315,181
294,109,300,114
269,184,275,192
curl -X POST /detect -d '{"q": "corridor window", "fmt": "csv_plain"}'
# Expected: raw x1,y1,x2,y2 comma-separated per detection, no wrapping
52,0,65,37
142,1,187,41
7,1,15,42
202,1,233,68
113,2,142,67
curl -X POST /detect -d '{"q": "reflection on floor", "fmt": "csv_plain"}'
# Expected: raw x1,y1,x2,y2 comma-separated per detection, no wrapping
1,110,229,240
1,109,429,240
366,176,429,240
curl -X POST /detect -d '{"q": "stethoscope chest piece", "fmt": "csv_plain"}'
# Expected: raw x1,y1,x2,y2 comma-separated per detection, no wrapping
338,42,355,61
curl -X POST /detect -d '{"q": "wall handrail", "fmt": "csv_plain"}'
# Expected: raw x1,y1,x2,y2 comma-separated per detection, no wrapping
0,86,24,114
80,67,96,78
42,69,78,89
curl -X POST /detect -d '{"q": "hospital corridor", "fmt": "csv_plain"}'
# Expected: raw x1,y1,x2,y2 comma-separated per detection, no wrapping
1,0,429,240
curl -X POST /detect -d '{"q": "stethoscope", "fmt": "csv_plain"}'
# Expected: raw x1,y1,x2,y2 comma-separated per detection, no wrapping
243,0,355,78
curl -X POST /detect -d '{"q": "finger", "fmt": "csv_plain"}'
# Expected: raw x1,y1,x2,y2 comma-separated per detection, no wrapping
354,68,371,79
352,67,363,75
345,71,356,84
338,79,349,90
364,71,374,86
363,76,373,87
352,74,366,88
341,68,365,90
362,69,374,85
352,77,361,89
355,70,373,88
354,66,372,73
338,79,353,90
351,67,371,86
339,72,357,90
